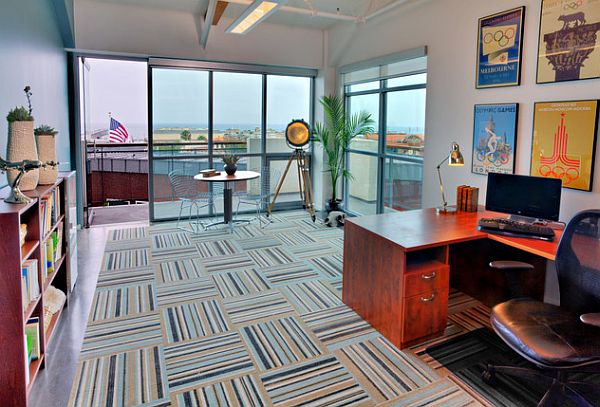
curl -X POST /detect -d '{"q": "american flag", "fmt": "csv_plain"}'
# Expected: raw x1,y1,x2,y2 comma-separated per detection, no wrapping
109,117,129,143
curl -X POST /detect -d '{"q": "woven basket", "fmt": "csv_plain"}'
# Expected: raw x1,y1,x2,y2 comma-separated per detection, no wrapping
7,121,39,191
36,134,58,185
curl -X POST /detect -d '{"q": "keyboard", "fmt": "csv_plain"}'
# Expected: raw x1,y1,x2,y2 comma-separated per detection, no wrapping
478,217,556,241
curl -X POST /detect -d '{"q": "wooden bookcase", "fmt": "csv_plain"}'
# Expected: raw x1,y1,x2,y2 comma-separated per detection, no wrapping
0,172,75,406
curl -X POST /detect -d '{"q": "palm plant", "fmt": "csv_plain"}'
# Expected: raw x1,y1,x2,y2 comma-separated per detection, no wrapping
313,95,375,208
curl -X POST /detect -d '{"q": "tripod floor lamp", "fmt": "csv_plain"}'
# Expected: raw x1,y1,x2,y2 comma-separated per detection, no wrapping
436,142,464,213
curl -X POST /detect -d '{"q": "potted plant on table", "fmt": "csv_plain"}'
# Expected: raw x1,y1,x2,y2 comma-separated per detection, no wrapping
223,154,240,175
313,95,375,212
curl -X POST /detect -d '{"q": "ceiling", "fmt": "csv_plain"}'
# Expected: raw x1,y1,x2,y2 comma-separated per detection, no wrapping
93,0,402,30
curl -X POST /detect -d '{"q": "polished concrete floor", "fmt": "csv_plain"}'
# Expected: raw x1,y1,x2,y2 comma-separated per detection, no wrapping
29,222,147,407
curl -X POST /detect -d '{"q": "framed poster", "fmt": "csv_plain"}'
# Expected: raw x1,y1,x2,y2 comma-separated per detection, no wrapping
476,7,525,88
472,103,519,175
537,0,600,83
531,100,599,191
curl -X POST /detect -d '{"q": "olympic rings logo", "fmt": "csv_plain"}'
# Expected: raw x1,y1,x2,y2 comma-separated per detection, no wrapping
538,165,580,184
563,0,583,11
483,27,516,47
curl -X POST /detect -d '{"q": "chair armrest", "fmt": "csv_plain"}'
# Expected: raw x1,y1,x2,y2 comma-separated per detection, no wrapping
580,313,600,328
489,261,534,270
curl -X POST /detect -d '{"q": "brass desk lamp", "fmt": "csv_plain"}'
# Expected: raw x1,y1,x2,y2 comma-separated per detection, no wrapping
436,142,464,213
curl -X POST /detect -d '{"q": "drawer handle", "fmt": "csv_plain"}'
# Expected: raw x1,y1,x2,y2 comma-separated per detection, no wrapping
421,272,436,280
420,294,436,302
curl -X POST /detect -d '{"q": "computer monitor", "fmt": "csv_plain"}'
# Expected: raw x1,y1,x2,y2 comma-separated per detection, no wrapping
485,173,562,222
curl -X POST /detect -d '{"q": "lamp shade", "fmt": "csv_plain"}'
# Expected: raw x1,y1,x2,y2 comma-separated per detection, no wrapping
448,142,464,166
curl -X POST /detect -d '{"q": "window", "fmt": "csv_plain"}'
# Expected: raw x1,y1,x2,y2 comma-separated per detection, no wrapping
342,51,427,215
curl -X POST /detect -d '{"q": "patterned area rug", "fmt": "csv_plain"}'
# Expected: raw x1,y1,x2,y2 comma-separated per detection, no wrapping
69,211,484,406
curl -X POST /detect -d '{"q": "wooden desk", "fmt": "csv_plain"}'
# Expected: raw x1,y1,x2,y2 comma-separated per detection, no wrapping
342,208,560,349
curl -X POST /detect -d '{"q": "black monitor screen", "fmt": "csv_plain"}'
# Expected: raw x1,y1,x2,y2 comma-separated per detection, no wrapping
485,173,562,221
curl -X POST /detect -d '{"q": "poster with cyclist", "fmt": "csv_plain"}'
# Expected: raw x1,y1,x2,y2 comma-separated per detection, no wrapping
476,7,525,88
472,103,518,175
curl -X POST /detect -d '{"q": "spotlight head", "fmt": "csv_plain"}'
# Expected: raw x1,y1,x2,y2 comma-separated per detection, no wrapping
285,119,310,149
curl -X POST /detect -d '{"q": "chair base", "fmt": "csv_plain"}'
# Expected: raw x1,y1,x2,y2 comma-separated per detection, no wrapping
482,364,599,407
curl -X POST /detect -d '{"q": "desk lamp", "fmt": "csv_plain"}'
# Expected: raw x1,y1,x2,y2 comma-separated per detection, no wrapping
436,142,464,213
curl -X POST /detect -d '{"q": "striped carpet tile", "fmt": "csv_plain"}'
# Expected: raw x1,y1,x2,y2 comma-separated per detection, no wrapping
103,248,150,271
448,304,492,331
162,300,230,343
201,253,256,273
235,235,282,251
89,283,156,322
447,290,481,315
155,258,205,284
96,268,155,288
308,227,344,242
330,278,342,296
260,355,372,406
289,242,338,260
389,378,481,406
223,290,295,325
174,375,266,407
231,224,265,239
196,239,240,258
70,345,169,407
156,277,218,307
151,246,200,263
260,261,320,285
280,279,342,313
309,254,343,279
246,247,297,268
80,313,163,359
408,323,467,371
336,336,437,402
212,269,271,298
151,232,191,251
241,316,323,371
165,332,255,392
107,226,148,241
273,230,316,246
302,305,377,350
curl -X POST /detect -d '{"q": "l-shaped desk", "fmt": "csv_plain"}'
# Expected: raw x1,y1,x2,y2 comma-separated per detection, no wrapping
342,207,559,349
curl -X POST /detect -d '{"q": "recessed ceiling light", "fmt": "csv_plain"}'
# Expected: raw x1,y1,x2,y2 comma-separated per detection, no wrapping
226,0,285,34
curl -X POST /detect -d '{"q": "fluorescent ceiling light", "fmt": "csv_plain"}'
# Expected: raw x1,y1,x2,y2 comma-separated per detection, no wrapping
226,0,283,34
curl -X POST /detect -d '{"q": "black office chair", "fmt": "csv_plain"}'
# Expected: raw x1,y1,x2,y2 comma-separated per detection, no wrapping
483,209,600,406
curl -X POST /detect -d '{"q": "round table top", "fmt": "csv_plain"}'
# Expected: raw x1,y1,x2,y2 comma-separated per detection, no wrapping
194,170,260,182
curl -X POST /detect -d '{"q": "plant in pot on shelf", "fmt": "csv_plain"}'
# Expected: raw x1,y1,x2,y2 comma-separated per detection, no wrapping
223,154,240,175
34,125,59,185
313,95,375,212
6,86,39,191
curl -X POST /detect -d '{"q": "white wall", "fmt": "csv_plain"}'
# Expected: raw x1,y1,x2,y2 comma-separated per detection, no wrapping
0,0,71,187
75,0,324,69
328,0,600,222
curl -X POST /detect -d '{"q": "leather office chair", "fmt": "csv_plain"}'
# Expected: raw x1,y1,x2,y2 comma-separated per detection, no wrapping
483,210,600,406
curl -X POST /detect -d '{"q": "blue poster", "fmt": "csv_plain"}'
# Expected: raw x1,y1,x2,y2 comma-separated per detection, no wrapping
472,103,518,175
476,7,525,88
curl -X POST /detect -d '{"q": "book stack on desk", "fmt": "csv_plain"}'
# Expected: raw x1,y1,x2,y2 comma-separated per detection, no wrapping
200,169,219,178
456,185,479,212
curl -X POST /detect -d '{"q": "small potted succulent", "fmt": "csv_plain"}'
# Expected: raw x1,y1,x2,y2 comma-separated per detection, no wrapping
6,86,39,191
223,154,240,175
34,125,58,184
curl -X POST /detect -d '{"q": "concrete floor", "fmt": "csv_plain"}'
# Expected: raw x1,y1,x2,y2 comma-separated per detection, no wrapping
29,222,147,407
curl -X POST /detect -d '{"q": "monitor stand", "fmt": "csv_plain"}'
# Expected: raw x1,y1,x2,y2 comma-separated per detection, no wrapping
508,214,548,225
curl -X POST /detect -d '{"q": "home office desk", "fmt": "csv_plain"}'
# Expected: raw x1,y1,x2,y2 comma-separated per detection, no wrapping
342,207,560,349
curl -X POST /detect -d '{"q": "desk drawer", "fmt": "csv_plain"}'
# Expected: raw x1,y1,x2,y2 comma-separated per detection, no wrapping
402,288,448,344
403,262,449,298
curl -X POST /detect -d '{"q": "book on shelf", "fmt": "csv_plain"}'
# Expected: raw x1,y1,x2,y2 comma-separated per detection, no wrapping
25,317,40,363
21,260,39,311
23,335,29,385
52,222,63,261
45,240,55,276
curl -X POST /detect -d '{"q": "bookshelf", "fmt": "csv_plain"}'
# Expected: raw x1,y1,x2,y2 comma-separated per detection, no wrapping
0,172,76,406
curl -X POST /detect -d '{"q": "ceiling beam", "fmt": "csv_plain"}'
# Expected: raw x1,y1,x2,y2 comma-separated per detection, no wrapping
212,1,229,25
200,0,218,48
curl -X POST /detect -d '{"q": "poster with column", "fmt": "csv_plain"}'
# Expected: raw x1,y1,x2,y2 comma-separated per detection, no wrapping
476,7,525,88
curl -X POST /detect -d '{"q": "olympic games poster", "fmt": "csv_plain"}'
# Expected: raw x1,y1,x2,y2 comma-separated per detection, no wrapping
476,7,525,88
531,101,599,191
472,104,518,175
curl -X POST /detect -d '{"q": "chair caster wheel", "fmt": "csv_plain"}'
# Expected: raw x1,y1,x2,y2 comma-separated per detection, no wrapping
481,367,496,385
311,215,316,222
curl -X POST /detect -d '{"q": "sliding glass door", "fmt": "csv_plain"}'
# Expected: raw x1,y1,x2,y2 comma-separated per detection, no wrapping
149,63,314,222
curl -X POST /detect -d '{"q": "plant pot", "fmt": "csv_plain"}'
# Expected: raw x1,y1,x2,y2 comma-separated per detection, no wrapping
326,198,342,212
7,121,39,191
36,134,58,185
224,163,237,176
